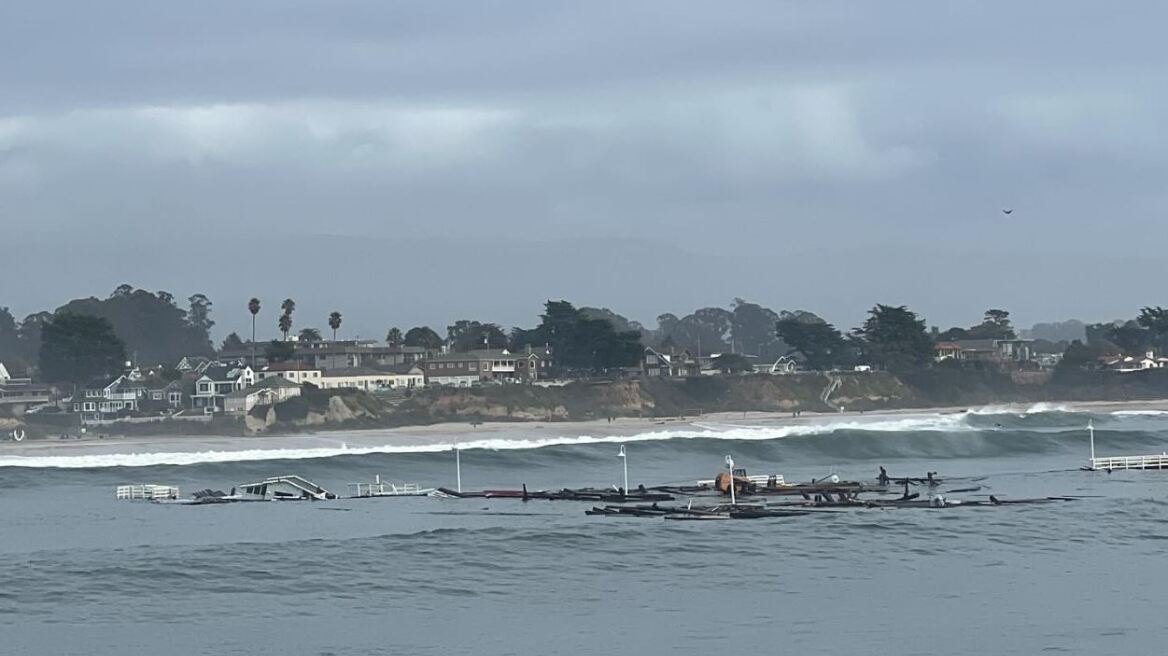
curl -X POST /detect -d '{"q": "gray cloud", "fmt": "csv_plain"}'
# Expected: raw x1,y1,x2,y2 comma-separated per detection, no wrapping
2,2,1165,338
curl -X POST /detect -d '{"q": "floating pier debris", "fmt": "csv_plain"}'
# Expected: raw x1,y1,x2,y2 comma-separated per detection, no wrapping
1084,419,1168,471
238,475,337,500
431,484,674,502
349,475,435,498
116,484,180,501
585,495,1076,519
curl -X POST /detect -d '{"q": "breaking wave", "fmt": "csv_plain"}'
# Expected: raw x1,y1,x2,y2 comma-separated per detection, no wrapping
966,402,1075,415
6,404,1162,470
0,413,978,469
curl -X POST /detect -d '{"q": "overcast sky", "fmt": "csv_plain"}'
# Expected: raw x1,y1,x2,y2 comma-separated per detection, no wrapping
2,2,1164,341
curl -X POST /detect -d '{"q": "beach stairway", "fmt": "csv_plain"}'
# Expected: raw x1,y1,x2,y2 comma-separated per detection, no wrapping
820,374,843,412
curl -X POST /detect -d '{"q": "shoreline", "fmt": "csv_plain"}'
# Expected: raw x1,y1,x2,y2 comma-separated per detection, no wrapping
3,398,1167,462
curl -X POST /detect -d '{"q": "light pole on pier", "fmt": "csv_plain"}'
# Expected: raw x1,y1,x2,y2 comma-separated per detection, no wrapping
1088,419,1096,465
725,454,736,505
455,442,462,493
618,445,629,496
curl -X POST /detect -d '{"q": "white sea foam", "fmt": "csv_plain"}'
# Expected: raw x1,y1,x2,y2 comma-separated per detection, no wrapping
0,431,706,469
966,402,1075,416
1111,410,1168,416
0,413,976,469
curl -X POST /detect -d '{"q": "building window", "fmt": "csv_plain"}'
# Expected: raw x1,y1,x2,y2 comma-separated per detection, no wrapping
469,363,477,371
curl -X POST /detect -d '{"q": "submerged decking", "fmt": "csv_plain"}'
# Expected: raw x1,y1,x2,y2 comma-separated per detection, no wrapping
1084,419,1168,471
116,484,180,500
1090,454,1168,471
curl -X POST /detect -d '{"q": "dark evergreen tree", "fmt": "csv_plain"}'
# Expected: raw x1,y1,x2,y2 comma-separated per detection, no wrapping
775,314,848,370
39,313,127,384
403,326,444,350
447,320,507,351
221,332,245,351
54,286,213,363
853,305,934,371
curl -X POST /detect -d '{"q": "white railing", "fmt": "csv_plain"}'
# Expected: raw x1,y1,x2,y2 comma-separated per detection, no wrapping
116,484,180,500
1090,454,1168,470
348,480,432,497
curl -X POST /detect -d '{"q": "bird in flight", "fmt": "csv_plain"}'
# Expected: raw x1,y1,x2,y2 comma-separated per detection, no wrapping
1001,208,1013,215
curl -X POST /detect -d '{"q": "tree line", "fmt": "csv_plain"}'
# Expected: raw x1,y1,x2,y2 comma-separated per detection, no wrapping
6,283,1162,385
0,285,217,381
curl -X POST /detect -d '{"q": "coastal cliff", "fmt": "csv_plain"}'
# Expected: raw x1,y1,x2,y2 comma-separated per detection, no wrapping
249,372,911,432
15,369,1168,438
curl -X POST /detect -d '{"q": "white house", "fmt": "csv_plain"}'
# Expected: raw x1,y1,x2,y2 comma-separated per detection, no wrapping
0,362,10,385
191,364,255,413
256,362,323,386
1107,351,1167,373
224,377,302,414
319,364,426,392
756,355,799,375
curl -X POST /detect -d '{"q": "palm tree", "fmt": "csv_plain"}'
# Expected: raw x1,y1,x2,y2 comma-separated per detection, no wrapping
278,298,295,341
386,327,403,347
298,327,322,342
328,312,343,341
248,298,261,364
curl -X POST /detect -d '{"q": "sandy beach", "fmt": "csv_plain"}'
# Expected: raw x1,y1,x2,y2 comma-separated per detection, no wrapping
4,398,1168,463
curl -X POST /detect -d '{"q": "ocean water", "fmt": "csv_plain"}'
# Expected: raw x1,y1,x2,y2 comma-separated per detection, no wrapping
2,409,1168,655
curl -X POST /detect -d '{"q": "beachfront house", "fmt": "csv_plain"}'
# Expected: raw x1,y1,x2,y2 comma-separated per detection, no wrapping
757,354,800,375
1105,351,1168,373
934,342,963,361
642,347,700,377
218,340,434,370
318,363,426,392
256,362,323,386
424,348,549,387
191,364,255,414
68,375,144,420
224,376,302,414
934,339,1035,366
143,378,185,409
0,369,53,416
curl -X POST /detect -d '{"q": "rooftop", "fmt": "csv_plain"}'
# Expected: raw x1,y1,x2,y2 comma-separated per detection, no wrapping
253,376,301,390
428,348,543,362
321,367,390,378
262,362,321,372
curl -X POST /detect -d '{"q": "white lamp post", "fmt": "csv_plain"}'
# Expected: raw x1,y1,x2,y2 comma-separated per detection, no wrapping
1088,419,1096,465
455,442,462,494
725,454,736,505
618,445,629,496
